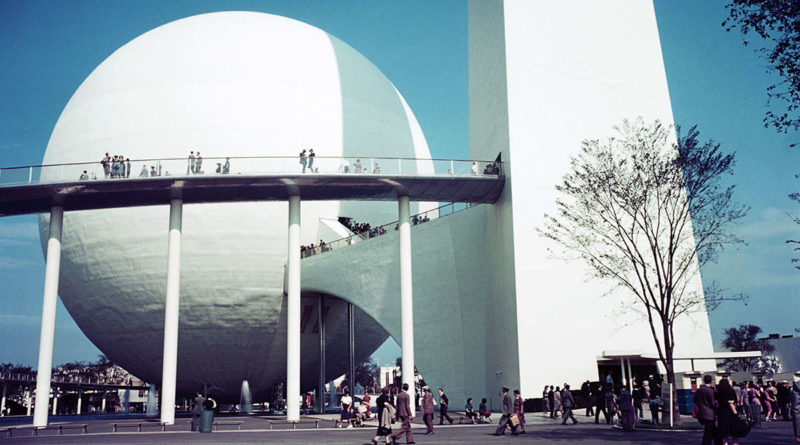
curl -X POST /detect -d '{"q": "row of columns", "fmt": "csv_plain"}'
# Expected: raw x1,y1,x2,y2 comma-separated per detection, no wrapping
31,195,416,425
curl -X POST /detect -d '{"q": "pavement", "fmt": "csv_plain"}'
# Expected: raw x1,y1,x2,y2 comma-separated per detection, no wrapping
0,411,794,444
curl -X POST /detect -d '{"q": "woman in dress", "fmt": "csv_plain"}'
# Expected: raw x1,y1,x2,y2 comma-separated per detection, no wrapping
372,387,394,444
513,389,526,434
340,389,353,428
716,379,741,445
542,386,550,418
479,397,492,423
553,386,563,418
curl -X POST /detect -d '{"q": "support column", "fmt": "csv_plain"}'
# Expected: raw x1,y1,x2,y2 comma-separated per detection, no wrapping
626,359,633,393
101,392,106,413
398,196,415,407
160,199,182,425
286,195,301,421
348,303,355,395
51,391,57,415
76,389,83,415
1,384,6,415
26,388,31,416
318,295,326,414
33,205,63,427
620,358,627,389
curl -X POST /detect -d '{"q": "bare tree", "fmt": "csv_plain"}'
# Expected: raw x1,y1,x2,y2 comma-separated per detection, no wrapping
540,118,748,423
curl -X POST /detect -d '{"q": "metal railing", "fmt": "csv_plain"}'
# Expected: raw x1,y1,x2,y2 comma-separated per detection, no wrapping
0,372,139,387
300,202,477,259
0,156,503,187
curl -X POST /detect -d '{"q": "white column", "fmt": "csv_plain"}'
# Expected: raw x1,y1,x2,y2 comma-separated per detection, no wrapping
51,391,57,415
620,358,627,389
101,392,106,413
398,196,415,407
626,359,633,394
286,195,301,421
76,389,83,415
160,199,183,425
26,388,32,416
33,205,63,427
1,384,6,415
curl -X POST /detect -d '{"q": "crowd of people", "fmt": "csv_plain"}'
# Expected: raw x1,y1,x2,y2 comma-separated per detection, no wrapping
695,375,800,445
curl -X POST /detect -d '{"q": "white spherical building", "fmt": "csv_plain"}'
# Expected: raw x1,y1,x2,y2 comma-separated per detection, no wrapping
38,11,435,400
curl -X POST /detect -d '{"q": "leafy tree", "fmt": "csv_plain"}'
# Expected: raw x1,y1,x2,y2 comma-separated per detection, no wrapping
723,0,800,137
720,324,776,371
354,360,379,391
789,175,800,269
540,118,748,423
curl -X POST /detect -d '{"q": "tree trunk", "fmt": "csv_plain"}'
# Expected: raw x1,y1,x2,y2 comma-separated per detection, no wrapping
665,366,681,426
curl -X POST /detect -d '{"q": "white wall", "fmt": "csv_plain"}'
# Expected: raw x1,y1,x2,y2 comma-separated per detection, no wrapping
469,0,716,396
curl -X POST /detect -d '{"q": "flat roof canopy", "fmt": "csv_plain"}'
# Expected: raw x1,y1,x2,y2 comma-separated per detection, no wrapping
598,350,762,361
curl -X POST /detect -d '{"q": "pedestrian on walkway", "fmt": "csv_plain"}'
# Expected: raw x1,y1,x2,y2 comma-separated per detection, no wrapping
391,383,415,444
595,384,609,424
513,389,526,434
790,380,799,443
618,385,634,431
581,380,594,416
561,384,578,425
694,374,717,445
493,386,516,436
191,391,205,431
422,386,434,434
372,387,394,445
438,388,454,425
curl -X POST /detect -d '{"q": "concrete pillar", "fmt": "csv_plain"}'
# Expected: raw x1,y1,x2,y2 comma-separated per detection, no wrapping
51,391,57,415
26,388,31,416
626,359,633,394
33,205,63,427
160,199,183,425
398,196,415,407
286,195,301,420
318,295,326,413
620,358,627,389
76,389,83,415
348,303,355,395
1,383,7,415
101,392,106,413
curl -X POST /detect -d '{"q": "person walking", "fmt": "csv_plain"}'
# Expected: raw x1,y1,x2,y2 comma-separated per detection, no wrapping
542,386,550,418
391,383,415,444
695,375,717,445
299,149,307,173
561,384,578,425
438,388,454,425
605,385,617,425
421,386,435,434
548,385,555,418
618,385,634,431
513,389,526,434
716,378,742,445
790,380,800,443
595,384,609,424
372,387,394,445
493,386,516,436
307,149,315,172
582,380,594,416
191,391,205,431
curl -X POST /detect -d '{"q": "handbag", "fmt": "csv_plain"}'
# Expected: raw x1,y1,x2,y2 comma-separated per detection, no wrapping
731,416,750,438
691,404,699,418
509,413,520,427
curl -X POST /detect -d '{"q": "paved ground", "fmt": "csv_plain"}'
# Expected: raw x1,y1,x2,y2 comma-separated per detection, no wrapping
0,412,794,444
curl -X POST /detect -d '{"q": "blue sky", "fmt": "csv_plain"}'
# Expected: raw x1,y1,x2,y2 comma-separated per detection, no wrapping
0,0,797,368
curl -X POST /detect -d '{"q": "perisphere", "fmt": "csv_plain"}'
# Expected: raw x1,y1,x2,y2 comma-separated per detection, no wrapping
38,11,435,400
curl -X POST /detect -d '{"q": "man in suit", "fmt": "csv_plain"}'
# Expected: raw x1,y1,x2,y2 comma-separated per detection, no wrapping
191,392,205,432
594,384,609,424
618,386,633,431
694,374,717,445
561,384,579,425
391,383,415,444
421,386,435,434
438,388,454,425
493,386,516,436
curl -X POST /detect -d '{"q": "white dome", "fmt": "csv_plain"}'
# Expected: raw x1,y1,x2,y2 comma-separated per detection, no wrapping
39,11,434,399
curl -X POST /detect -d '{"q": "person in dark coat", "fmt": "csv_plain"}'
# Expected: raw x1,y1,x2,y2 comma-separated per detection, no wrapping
391,383,415,444
618,386,633,431
422,386,435,434
694,374,717,445
191,392,205,431
716,378,741,445
790,381,800,443
493,386,516,436
594,384,609,424
372,387,393,444
548,386,556,418
438,388,454,424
